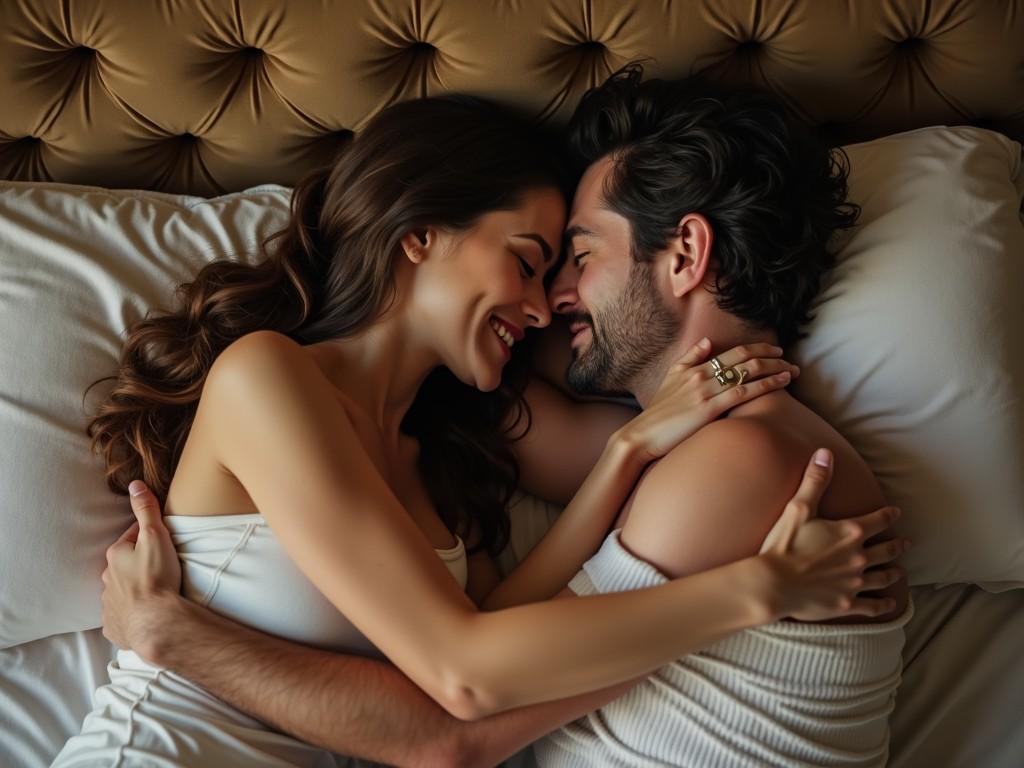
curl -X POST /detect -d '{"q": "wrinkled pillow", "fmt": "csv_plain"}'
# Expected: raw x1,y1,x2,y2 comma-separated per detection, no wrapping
1,124,1022,649
790,126,1024,590
0,182,292,647
503,126,1024,592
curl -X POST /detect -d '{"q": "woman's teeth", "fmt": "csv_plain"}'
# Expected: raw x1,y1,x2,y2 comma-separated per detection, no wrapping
489,317,515,348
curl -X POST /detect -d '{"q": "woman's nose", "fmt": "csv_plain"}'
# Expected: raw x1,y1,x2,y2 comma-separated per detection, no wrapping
523,283,552,328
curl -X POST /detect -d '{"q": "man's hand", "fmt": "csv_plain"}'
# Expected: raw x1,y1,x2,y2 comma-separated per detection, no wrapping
101,480,182,659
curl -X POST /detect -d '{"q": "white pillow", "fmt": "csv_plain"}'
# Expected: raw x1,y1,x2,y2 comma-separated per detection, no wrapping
791,125,1024,590
1,124,1021,648
0,182,293,647
500,127,1024,592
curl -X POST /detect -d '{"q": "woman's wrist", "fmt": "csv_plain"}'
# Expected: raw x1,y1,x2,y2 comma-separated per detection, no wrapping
607,425,653,475
730,556,783,627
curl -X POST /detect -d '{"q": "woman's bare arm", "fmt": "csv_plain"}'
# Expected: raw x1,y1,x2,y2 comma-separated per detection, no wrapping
205,330,772,719
511,325,638,506
140,587,639,768
482,426,645,609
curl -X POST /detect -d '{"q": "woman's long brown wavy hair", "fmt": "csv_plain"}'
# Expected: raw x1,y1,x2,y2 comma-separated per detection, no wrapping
85,95,573,557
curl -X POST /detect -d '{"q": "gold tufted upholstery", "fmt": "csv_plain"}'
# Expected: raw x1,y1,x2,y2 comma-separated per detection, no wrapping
1,0,1022,197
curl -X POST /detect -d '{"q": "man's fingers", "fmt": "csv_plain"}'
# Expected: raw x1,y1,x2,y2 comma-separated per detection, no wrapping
128,480,164,534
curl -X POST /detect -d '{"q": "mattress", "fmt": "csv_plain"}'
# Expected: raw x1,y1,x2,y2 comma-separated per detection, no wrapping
2,583,1022,768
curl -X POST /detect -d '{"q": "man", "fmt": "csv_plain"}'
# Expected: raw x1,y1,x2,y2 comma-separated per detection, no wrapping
102,66,908,767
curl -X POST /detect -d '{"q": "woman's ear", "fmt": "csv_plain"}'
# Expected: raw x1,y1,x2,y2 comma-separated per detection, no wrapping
399,228,431,264
666,213,714,298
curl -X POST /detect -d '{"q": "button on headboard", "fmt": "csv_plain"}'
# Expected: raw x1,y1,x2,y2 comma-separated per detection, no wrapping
1,0,1021,196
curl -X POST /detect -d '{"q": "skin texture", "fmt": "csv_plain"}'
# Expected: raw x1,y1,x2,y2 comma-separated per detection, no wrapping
96,176,907,764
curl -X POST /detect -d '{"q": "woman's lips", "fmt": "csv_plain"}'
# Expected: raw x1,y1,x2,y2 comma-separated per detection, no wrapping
490,324,512,361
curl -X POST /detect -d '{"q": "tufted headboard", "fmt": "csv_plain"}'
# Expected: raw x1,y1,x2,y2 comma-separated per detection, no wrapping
1,0,1022,197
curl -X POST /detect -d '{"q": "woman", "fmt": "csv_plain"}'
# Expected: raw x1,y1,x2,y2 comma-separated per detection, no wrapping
56,94,901,767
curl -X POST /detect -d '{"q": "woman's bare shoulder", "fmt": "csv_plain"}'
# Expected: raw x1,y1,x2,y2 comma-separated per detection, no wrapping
210,330,307,379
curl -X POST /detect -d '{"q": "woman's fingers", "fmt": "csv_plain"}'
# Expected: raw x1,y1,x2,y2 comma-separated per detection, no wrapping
759,450,833,555
846,506,902,543
678,336,712,367
708,370,793,413
713,343,786,370
845,596,899,618
859,567,904,592
863,536,912,568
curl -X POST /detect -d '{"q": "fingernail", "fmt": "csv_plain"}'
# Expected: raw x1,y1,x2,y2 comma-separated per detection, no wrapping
892,507,902,519
776,371,791,382
129,480,146,497
813,448,831,467
699,337,710,349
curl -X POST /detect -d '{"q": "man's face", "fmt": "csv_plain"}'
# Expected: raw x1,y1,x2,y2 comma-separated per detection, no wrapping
548,156,680,396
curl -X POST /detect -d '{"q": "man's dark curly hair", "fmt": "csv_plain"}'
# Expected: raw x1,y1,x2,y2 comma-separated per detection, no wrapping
566,63,861,348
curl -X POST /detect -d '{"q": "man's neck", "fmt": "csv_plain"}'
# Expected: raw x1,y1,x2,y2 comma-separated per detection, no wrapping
629,319,780,410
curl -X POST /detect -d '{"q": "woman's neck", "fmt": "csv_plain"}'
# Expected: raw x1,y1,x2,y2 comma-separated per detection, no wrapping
307,311,439,440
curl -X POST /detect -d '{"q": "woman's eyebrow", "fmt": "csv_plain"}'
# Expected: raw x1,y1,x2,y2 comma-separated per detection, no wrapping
511,233,553,263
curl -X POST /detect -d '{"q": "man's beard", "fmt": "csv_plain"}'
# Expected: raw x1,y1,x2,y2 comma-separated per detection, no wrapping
566,260,680,397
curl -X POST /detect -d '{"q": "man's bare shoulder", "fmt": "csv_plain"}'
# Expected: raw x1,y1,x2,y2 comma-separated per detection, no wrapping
618,417,810,579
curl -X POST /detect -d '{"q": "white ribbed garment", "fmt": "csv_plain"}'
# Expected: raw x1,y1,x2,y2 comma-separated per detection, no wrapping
533,530,913,768
52,513,467,768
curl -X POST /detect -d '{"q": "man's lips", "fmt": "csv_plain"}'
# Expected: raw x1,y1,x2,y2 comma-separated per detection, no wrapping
570,323,592,346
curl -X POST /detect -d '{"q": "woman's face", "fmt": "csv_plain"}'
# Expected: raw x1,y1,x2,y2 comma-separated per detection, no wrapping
410,186,566,392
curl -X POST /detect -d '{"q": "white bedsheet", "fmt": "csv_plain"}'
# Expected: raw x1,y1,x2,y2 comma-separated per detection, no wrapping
3,584,1022,768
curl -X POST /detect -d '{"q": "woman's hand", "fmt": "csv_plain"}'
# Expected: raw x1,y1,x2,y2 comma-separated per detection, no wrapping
616,338,800,462
101,480,182,660
757,449,908,622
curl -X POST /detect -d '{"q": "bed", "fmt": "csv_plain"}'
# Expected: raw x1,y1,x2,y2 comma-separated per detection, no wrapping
2,1,1023,766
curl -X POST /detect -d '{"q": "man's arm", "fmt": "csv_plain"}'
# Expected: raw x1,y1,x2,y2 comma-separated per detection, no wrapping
141,589,640,768
618,419,803,580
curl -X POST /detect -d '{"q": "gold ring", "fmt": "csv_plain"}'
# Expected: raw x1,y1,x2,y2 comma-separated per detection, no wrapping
715,367,737,387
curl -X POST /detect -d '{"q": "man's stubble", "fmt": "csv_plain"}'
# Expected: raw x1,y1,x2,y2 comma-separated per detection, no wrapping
566,260,679,397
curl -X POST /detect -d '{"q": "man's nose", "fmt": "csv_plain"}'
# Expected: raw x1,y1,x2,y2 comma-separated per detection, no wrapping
546,267,579,315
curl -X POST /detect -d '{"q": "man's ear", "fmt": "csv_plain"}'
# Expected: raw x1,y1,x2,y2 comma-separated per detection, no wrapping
666,213,714,298
399,228,432,264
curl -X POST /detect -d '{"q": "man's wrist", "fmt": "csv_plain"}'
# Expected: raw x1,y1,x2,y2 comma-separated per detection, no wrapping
134,589,190,666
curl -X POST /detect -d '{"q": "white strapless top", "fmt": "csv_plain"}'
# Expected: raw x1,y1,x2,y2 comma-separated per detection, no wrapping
52,513,468,767
164,512,468,659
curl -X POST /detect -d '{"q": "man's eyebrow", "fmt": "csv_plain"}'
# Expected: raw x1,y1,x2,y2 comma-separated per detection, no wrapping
511,233,553,263
563,224,597,245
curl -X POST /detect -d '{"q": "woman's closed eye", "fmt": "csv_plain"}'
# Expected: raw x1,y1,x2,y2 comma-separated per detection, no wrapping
513,251,536,279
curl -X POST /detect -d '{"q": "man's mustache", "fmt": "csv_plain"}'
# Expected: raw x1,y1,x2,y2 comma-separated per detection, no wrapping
563,312,594,330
